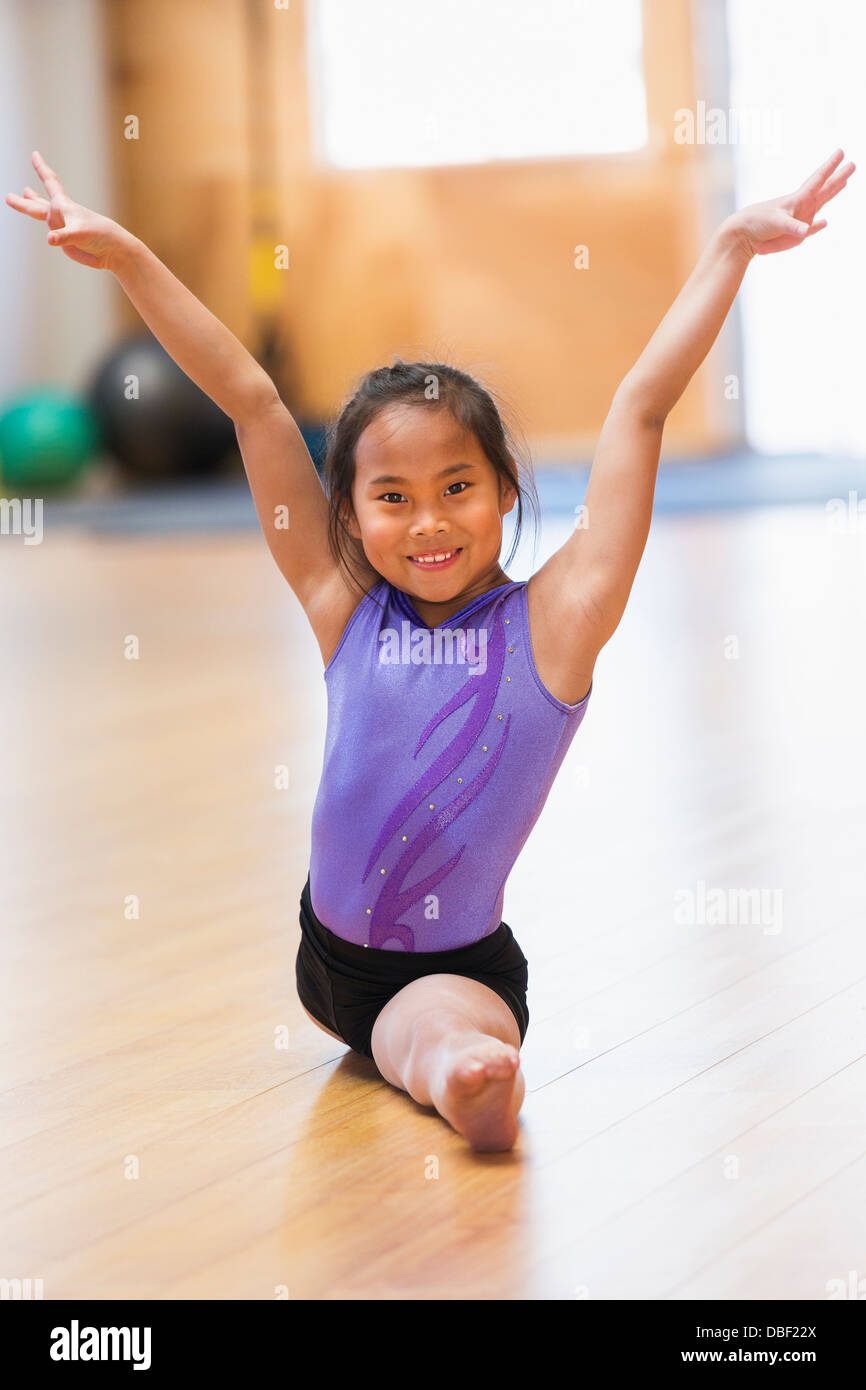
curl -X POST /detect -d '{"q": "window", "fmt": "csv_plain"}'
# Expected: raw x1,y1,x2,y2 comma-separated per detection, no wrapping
307,0,647,170
726,0,866,455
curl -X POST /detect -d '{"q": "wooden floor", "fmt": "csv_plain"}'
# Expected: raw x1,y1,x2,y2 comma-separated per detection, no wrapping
1,503,865,1300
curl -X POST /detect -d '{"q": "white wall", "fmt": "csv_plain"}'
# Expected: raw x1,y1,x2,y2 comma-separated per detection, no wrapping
0,0,115,401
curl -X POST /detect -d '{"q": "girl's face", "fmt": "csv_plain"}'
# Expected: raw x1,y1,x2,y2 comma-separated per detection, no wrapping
348,403,517,605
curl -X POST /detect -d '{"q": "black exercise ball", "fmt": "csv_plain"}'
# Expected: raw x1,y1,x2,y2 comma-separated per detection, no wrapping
87,332,238,480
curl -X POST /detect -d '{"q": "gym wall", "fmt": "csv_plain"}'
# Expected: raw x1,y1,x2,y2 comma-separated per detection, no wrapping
97,0,740,460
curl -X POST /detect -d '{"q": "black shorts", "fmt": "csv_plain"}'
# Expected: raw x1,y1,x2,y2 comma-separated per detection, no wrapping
295,874,529,1060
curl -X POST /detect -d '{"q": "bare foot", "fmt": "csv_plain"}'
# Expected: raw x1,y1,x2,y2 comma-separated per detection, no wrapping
430,1034,524,1151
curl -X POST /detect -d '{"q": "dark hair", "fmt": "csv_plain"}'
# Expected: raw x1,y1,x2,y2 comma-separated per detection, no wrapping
322,358,540,595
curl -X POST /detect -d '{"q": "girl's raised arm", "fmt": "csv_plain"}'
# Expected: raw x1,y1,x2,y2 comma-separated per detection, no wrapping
528,148,855,704
6,151,370,659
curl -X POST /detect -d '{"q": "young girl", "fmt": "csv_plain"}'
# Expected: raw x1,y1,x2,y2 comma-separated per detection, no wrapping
8,147,853,1152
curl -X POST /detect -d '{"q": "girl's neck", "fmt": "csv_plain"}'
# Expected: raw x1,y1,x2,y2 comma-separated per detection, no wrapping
403,564,512,628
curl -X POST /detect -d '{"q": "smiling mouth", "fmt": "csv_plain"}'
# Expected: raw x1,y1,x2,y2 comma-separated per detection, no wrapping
407,547,463,569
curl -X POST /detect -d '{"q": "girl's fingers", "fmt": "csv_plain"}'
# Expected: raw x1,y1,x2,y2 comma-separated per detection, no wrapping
803,218,828,238
780,214,810,237
5,191,48,219
815,162,855,208
31,149,64,199
47,222,90,248
799,147,845,198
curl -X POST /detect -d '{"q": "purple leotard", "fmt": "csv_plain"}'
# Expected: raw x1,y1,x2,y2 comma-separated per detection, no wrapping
308,577,592,951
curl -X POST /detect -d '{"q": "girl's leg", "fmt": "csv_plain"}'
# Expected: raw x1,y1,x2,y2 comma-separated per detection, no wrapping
369,973,525,1152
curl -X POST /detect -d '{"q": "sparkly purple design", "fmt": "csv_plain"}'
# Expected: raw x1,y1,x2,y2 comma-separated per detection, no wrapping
362,608,510,949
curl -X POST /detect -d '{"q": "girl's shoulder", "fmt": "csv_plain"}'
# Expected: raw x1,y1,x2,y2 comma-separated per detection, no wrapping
320,575,388,674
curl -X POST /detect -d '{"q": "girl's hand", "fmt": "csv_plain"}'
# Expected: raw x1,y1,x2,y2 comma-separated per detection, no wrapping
730,147,855,257
5,150,133,270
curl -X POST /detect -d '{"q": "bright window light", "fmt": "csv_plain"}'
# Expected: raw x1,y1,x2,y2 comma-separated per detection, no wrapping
307,0,647,170
726,0,866,456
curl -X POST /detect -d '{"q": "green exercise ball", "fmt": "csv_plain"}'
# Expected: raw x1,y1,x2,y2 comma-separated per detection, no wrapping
0,390,100,492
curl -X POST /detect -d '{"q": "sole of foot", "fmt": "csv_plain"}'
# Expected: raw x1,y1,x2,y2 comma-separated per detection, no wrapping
432,1035,523,1152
